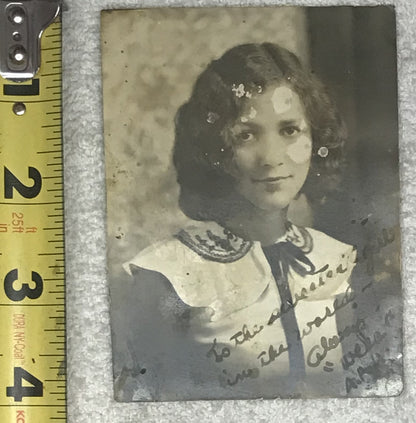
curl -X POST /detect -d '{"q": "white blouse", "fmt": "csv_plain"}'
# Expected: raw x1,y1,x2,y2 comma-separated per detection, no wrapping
125,221,357,398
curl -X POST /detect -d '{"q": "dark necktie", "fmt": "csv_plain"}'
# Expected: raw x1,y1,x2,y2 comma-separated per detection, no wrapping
262,242,316,387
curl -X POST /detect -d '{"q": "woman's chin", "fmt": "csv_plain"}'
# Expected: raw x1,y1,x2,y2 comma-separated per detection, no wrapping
237,182,302,215
248,195,292,213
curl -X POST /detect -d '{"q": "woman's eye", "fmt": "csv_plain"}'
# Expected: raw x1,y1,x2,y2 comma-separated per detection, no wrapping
280,126,300,137
237,131,255,142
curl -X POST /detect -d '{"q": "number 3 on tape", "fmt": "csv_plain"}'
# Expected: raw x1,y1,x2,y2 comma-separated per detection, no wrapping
4,269,43,301
0,1,65,422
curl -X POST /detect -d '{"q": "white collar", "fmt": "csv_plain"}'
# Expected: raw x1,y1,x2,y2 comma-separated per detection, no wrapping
174,220,313,263
124,221,356,319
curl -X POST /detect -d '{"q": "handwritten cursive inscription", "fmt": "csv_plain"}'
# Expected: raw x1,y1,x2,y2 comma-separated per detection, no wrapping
206,338,230,363
299,285,356,339
345,352,400,393
257,343,290,367
204,225,398,392
220,367,260,386
229,324,264,347
267,262,351,326
306,318,366,368
358,227,395,275
341,331,387,370
267,287,308,326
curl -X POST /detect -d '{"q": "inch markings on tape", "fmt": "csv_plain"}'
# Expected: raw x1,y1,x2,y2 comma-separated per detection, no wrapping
0,16,65,423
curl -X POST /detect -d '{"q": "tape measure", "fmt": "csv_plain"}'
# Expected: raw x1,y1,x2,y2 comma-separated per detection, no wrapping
0,4,65,422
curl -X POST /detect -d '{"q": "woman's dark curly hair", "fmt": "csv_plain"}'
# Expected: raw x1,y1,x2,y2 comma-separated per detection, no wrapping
173,42,346,222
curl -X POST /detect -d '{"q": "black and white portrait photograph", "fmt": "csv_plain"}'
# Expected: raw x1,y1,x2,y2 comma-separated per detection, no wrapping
101,6,403,401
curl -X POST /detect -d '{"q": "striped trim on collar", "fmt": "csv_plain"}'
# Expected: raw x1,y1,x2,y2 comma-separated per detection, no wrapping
174,221,313,263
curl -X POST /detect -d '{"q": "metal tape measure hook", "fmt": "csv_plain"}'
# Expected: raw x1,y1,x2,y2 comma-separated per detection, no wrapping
0,0,61,81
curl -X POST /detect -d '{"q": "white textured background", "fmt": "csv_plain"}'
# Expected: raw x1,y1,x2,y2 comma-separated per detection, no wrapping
64,0,415,422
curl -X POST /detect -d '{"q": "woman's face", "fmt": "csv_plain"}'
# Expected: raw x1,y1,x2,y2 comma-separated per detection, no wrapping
225,84,312,212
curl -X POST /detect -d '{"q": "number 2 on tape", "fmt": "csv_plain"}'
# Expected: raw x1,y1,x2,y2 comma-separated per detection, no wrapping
0,1,65,421
2,136,46,405
4,167,42,199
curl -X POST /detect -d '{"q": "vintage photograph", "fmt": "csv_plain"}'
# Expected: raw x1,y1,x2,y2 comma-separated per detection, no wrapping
101,7,403,401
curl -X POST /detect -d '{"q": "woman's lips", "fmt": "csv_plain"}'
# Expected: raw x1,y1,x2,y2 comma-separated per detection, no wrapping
251,175,293,183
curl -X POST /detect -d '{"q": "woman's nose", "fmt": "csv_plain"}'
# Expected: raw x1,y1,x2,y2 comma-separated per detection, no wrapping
255,133,286,167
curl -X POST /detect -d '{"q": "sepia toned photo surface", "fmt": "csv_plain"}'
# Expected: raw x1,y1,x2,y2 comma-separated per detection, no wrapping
101,7,403,401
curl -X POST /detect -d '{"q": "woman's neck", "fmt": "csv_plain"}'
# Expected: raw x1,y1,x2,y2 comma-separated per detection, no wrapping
223,207,288,246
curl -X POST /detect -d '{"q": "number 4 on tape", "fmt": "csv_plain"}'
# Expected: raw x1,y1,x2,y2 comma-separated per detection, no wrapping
7,367,43,402
0,0,65,421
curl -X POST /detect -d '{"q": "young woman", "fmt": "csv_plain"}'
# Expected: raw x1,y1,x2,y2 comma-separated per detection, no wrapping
122,43,356,401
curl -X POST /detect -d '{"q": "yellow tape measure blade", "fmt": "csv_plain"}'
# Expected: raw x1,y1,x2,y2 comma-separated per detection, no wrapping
0,19,65,423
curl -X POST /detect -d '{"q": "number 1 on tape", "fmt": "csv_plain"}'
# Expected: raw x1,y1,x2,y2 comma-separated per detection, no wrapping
0,1,65,422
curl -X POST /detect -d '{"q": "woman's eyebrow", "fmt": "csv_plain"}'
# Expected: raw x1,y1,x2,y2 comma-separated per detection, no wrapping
277,119,301,126
233,121,261,130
